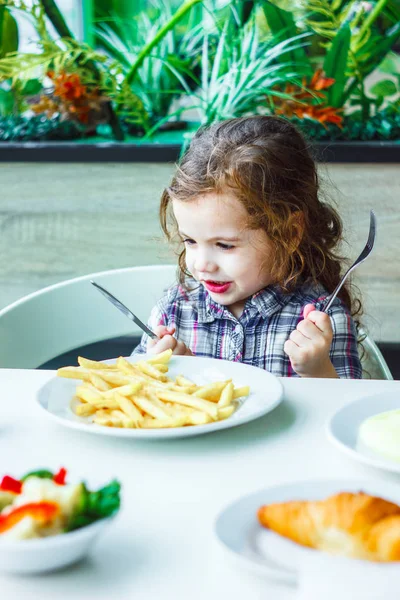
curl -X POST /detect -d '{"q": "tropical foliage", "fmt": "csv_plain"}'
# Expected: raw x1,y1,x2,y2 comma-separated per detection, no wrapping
95,0,202,129
0,0,399,142
262,0,400,125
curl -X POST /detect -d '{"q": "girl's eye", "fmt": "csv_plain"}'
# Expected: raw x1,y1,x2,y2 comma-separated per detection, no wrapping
182,238,196,246
217,242,235,250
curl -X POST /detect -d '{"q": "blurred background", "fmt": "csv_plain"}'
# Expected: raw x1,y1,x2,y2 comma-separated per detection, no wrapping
0,0,399,373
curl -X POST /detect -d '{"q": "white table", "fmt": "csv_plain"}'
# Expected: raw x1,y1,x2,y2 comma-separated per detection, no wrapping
1,369,400,600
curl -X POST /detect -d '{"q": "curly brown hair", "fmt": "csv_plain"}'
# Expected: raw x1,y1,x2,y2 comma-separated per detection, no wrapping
160,115,362,319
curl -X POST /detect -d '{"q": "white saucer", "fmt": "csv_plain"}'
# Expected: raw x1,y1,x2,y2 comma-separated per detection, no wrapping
327,391,400,474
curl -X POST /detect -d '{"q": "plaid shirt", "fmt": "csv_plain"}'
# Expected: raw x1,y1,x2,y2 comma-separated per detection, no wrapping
133,282,362,378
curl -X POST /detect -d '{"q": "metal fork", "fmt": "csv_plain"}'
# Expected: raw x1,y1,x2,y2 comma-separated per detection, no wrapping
316,210,376,313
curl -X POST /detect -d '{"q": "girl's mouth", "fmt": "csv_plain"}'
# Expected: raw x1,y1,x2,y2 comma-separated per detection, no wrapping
204,280,232,294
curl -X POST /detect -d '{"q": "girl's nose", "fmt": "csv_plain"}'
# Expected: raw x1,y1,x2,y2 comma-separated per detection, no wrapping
193,251,217,274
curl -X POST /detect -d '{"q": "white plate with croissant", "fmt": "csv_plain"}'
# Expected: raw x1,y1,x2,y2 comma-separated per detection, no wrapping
214,478,400,591
327,391,400,474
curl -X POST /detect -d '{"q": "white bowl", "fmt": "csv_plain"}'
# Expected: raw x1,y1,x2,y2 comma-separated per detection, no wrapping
0,517,114,574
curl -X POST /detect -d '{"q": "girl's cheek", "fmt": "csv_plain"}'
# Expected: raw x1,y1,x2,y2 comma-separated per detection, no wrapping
223,253,241,274
185,249,195,273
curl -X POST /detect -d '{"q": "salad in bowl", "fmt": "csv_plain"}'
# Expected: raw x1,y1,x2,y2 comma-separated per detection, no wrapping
0,467,121,573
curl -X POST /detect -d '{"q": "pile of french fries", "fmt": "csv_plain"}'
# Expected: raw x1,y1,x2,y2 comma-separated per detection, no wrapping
57,350,250,429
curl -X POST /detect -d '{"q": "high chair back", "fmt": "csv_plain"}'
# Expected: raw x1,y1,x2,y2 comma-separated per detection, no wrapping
0,265,176,369
360,329,393,380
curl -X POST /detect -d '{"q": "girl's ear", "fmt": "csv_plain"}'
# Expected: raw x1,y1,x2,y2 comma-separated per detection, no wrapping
288,210,305,252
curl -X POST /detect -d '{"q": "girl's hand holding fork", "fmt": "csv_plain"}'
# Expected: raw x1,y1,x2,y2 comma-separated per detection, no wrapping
147,326,193,356
284,304,339,378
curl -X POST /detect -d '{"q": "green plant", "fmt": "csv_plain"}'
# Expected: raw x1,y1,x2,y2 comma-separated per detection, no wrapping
95,0,201,126
369,52,400,113
261,0,400,122
290,107,400,140
0,0,205,138
0,0,149,136
0,3,18,116
178,9,310,125
0,83,13,116
1,0,399,143
303,0,400,116
0,4,18,59
0,113,82,140
122,0,202,89
262,1,313,76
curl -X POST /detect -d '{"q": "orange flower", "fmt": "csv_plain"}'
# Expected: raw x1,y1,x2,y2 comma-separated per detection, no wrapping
272,69,343,128
309,69,336,92
293,105,343,128
50,71,87,102
36,70,106,125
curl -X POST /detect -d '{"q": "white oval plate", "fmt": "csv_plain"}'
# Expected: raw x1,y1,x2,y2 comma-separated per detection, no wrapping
326,391,400,474
36,356,283,439
214,478,400,586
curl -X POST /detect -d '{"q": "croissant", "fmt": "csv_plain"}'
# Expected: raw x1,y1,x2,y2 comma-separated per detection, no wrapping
258,491,400,562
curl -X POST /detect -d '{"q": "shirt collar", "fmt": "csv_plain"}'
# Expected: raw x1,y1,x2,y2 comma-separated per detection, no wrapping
249,285,294,318
196,288,227,323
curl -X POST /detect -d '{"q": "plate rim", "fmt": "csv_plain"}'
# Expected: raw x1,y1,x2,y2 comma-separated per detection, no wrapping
35,356,283,440
214,485,297,585
326,390,400,474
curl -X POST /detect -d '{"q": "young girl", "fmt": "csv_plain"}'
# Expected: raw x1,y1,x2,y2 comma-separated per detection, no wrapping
133,116,362,379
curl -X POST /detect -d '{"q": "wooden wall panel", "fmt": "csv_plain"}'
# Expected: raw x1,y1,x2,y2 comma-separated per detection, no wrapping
1,162,399,342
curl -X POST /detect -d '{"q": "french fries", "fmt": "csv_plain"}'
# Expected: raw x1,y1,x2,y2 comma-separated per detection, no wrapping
59,350,250,430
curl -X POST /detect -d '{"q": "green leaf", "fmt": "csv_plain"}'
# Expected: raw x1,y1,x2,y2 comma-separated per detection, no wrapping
0,8,19,59
20,79,43,96
40,0,74,39
66,480,121,532
125,0,202,87
0,88,14,117
384,0,400,22
0,7,4,49
323,23,351,107
262,1,312,76
358,21,400,78
370,79,397,98
379,53,400,76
